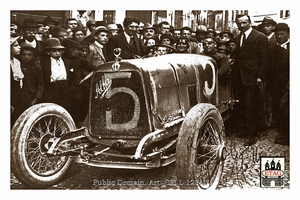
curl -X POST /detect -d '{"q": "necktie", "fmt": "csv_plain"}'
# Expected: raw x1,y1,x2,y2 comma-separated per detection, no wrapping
241,32,246,47
129,37,133,46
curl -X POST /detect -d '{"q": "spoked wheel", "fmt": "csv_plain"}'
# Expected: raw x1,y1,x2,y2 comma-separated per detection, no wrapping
11,103,76,188
176,103,226,190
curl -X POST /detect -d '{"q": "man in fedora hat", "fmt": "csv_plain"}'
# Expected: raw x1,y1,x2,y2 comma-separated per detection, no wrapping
266,23,290,145
40,37,77,114
141,23,157,44
86,26,109,67
107,24,120,38
219,29,234,42
18,18,45,62
260,16,277,48
43,16,60,27
19,19,44,52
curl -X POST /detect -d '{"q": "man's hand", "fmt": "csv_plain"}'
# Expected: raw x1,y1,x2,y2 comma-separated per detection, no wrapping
257,78,262,88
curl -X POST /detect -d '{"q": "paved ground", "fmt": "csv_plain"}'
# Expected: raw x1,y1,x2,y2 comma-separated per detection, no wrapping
11,124,290,190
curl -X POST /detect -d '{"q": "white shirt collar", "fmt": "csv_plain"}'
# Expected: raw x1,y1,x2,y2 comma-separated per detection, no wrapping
278,39,290,49
25,39,37,48
267,32,275,40
124,31,132,43
243,27,252,38
94,41,104,48
50,57,62,63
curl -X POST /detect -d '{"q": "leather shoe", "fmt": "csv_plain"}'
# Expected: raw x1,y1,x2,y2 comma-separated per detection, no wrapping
244,138,256,146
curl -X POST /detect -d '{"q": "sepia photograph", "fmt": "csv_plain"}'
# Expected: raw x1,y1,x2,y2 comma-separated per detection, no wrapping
7,1,296,198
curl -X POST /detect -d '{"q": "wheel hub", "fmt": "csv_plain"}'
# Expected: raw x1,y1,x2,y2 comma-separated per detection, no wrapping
39,133,53,155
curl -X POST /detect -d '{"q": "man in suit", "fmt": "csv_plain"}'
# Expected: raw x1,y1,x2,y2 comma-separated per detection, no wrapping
105,17,146,61
86,26,109,67
234,14,269,146
266,23,290,145
18,19,45,63
260,16,277,49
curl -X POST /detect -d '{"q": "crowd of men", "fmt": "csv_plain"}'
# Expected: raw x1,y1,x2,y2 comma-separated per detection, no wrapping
10,13,290,146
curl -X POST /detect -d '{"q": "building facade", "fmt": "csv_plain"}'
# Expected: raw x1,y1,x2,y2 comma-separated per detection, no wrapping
11,10,290,35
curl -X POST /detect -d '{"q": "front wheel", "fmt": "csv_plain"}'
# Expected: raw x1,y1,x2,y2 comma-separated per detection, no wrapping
11,103,76,188
176,103,226,190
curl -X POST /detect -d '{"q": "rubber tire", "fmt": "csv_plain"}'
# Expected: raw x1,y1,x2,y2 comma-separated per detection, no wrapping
176,103,225,190
11,103,76,188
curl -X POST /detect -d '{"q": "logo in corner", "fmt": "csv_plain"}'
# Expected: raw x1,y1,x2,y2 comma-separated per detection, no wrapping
260,156,285,188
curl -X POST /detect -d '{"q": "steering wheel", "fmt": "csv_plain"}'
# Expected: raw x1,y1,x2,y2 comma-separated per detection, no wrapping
146,44,178,57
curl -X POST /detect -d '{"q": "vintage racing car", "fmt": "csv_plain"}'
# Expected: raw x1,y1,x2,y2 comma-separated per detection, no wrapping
11,48,271,189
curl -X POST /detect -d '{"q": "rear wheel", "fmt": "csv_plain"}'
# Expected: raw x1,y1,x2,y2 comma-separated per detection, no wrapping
11,103,76,188
176,103,226,189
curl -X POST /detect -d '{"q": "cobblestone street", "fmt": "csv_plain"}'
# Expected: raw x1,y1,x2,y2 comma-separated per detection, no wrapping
10,125,290,190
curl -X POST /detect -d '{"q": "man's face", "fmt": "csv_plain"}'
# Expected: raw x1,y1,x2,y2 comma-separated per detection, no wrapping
159,24,170,34
181,30,191,39
80,48,89,57
236,15,251,32
263,24,275,35
73,31,85,41
156,46,167,55
47,49,63,60
24,28,37,42
176,38,188,52
125,22,139,36
143,29,155,39
95,31,109,45
146,39,156,46
228,42,237,52
196,32,206,42
57,31,68,42
67,20,77,29
11,41,21,56
11,24,18,37
275,30,289,44
69,47,81,58
173,30,181,39
161,38,171,45
88,24,96,32
202,38,216,53
20,49,34,64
